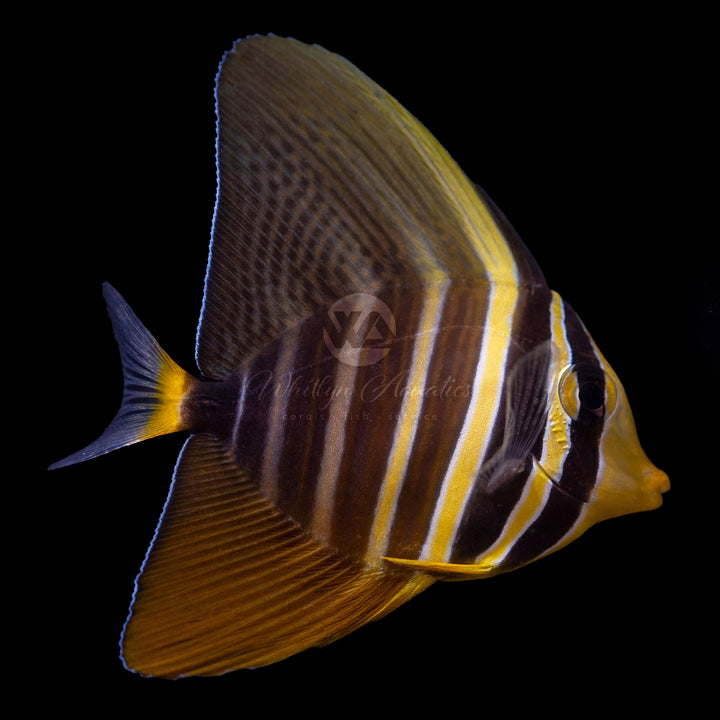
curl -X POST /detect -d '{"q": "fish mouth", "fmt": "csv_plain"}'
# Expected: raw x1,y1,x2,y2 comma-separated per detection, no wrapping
646,467,670,508
655,469,671,495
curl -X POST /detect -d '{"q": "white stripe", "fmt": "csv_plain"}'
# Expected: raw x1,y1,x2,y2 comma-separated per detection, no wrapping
231,368,248,449
310,357,358,544
261,327,300,502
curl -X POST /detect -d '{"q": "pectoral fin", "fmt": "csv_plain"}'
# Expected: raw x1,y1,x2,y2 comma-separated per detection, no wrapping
480,341,554,495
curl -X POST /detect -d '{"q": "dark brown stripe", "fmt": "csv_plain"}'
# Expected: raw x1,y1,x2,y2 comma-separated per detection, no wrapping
501,487,585,572
555,301,604,502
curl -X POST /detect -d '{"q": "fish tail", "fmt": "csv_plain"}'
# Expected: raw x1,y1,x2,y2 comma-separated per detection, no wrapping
49,283,196,470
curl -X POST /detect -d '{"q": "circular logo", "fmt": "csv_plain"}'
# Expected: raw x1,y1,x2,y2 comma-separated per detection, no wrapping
323,293,397,366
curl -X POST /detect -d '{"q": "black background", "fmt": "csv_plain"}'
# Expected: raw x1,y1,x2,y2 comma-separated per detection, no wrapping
32,5,713,714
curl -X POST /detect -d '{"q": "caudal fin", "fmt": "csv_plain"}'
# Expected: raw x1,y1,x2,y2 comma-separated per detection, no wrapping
49,283,196,470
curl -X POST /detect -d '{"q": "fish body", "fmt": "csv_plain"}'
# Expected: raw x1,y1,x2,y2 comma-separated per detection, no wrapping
50,36,669,677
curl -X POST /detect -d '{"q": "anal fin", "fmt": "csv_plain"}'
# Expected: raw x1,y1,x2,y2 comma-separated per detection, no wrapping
121,435,433,677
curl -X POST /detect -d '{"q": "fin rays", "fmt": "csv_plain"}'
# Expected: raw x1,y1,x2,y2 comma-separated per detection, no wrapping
196,36,510,377
121,435,433,677
49,284,194,470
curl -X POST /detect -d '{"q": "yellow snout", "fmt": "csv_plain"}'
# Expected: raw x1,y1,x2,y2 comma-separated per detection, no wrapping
588,378,670,524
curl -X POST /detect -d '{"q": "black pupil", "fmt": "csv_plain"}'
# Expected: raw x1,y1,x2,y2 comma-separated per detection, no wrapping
578,381,604,412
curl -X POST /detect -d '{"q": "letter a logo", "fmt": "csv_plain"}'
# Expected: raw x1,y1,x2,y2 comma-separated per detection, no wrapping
323,294,397,366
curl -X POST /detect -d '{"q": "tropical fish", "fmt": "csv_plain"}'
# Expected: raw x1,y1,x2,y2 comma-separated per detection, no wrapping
50,35,669,677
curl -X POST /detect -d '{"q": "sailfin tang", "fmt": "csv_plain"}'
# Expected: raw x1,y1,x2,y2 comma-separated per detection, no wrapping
49,284,195,470
121,435,434,677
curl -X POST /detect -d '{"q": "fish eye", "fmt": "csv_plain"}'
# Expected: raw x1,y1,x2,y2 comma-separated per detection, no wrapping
558,364,617,425
578,380,604,413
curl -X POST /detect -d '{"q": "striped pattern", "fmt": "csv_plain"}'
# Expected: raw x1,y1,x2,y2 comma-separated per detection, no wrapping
114,37,667,675
121,434,433,676
222,280,610,575
191,36,618,575
196,37,538,378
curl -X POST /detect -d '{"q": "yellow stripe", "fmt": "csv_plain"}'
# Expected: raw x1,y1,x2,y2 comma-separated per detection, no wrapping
474,292,569,566
365,282,449,564
545,292,573,476
422,281,519,562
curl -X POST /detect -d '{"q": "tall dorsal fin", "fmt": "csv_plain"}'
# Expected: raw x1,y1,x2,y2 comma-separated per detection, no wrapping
121,435,434,677
196,35,519,379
